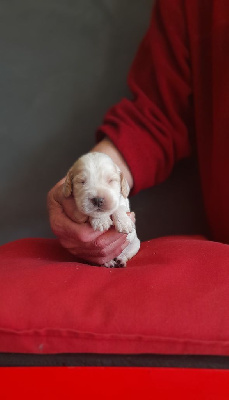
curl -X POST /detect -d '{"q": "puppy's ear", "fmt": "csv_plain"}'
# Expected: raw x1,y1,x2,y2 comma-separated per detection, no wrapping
63,167,73,197
120,172,130,198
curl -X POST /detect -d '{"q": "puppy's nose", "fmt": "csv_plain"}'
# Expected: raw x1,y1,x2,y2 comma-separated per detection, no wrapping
91,197,104,208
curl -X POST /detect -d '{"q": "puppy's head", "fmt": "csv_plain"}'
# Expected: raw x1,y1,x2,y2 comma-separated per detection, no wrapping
63,152,130,218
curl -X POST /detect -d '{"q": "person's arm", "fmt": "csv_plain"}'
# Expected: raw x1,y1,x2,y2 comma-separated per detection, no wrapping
96,0,192,195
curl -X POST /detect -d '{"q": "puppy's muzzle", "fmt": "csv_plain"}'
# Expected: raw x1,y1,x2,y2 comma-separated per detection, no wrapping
91,197,104,208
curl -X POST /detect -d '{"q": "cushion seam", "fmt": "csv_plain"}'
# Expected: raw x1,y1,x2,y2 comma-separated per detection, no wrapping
0,329,228,346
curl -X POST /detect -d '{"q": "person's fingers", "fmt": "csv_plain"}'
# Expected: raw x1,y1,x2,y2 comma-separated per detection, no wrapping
92,226,127,248
63,234,128,259
88,237,129,265
67,239,129,266
50,181,80,223
90,237,129,265
47,178,65,207
60,225,129,257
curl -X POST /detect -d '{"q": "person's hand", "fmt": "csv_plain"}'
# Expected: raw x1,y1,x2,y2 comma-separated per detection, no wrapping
47,178,132,265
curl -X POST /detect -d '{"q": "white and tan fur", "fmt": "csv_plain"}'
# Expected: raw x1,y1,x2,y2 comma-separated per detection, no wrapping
63,152,140,268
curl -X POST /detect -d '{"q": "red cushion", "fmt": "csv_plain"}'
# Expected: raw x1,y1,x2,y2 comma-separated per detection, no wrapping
0,236,229,355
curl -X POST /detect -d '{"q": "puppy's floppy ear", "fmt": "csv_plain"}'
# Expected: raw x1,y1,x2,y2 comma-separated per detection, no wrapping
63,167,73,197
120,172,130,198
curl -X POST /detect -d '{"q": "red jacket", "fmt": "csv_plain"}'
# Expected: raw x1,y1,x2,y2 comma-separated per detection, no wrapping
97,0,229,244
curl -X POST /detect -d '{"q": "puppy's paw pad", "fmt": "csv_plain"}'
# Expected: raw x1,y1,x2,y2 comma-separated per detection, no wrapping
103,257,127,268
115,255,128,267
114,259,126,268
104,260,117,268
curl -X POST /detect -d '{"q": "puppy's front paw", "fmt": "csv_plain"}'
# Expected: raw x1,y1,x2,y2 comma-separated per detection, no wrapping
90,216,113,232
113,215,134,234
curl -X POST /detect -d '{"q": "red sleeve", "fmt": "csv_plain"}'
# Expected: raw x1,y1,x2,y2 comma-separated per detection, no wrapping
96,0,193,195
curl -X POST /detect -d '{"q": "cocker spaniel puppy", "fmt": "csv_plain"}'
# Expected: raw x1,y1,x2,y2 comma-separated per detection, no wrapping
63,152,140,268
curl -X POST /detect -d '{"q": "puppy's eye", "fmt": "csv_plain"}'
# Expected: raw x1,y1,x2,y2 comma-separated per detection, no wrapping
108,178,119,185
108,176,118,183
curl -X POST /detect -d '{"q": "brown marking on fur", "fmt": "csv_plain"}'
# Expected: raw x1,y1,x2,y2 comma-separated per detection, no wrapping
120,172,130,198
63,167,73,197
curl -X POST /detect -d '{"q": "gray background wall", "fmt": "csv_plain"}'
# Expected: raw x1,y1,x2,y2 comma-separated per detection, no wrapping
0,0,208,246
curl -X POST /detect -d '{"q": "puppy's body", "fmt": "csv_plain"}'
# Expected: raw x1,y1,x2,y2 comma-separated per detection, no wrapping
63,152,140,267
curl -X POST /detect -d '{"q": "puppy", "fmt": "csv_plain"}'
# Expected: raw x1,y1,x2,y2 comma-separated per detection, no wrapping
63,152,140,268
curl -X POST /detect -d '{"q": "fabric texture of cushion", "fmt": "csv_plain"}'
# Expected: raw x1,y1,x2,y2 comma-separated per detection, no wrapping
0,236,229,355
